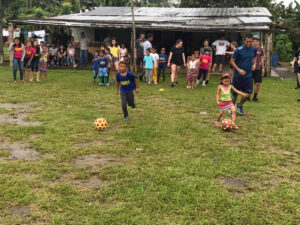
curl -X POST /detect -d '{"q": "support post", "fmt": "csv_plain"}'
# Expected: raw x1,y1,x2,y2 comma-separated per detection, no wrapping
264,32,273,77
8,23,14,66
131,0,136,72
0,0,3,64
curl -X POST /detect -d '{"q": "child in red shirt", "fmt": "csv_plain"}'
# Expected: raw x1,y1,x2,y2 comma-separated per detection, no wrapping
198,49,212,87
23,41,36,82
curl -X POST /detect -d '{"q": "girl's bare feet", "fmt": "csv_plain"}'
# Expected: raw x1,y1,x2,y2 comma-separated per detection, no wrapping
233,124,239,129
215,121,222,127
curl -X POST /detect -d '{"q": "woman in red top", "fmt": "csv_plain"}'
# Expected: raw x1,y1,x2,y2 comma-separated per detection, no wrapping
23,41,36,82
9,38,25,83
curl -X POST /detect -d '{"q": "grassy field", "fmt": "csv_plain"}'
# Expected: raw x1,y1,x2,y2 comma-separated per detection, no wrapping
0,65,299,225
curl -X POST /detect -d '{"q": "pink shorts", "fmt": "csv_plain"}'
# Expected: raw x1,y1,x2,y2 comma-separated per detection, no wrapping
219,101,234,111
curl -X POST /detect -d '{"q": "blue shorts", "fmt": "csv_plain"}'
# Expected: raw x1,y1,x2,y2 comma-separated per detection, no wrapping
232,77,253,95
99,67,108,77
24,58,33,70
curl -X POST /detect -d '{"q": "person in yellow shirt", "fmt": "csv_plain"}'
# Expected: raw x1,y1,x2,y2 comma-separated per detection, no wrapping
109,38,120,80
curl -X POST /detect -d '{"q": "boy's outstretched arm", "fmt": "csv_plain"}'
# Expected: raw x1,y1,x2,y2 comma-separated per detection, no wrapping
230,85,248,97
116,82,120,95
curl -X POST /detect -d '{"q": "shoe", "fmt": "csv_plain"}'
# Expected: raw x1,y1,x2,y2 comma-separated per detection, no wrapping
106,83,109,86
186,86,191,89
171,82,175,87
202,81,206,87
253,97,258,102
205,80,209,85
148,82,151,85
132,104,136,109
99,83,104,86
196,80,200,86
228,109,232,116
139,75,143,81
124,116,129,121
237,103,245,115
154,82,157,85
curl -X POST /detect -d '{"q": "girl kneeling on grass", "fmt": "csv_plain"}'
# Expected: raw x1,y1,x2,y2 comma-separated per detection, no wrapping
216,74,248,129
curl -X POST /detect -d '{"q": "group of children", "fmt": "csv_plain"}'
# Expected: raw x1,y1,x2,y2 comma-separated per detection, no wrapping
143,47,168,85
186,49,212,89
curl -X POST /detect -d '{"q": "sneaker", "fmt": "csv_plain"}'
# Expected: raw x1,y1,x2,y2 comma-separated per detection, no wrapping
186,86,191,89
205,80,209,85
132,104,136,109
253,97,258,102
106,83,109,86
202,81,206,87
228,109,232,116
124,116,129,121
237,103,245,115
99,83,104,86
171,82,175,87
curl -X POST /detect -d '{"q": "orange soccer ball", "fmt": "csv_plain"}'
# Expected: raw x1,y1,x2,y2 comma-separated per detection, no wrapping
222,119,233,131
94,118,108,131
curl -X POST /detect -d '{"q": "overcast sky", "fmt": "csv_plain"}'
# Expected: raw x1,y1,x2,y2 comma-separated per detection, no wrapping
274,0,299,6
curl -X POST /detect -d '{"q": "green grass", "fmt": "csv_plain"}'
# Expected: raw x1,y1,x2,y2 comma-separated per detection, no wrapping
3,46,9,62
0,66,299,224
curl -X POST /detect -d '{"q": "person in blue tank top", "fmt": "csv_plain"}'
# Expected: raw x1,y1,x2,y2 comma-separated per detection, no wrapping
230,34,257,115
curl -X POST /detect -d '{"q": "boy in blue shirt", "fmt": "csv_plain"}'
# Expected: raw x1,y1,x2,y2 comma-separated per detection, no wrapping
92,51,99,83
98,50,109,86
143,49,154,85
116,62,139,121
158,47,168,82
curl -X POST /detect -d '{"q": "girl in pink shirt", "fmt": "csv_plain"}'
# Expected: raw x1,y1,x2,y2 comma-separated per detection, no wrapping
9,38,25,83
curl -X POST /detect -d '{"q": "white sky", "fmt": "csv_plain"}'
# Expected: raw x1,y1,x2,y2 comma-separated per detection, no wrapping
273,0,299,6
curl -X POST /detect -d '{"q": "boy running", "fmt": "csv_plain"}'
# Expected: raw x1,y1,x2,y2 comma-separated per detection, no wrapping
116,62,139,121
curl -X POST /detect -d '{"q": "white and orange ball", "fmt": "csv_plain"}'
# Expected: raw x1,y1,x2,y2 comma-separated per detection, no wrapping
222,119,233,131
94,118,108,131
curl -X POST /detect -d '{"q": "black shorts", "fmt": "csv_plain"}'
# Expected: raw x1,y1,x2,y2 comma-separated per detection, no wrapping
215,55,226,64
253,70,262,83
232,77,253,95
136,57,144,66
32,58,39,72
23,58,33,70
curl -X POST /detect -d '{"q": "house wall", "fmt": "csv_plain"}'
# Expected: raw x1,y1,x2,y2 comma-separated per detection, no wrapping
71,27,95,41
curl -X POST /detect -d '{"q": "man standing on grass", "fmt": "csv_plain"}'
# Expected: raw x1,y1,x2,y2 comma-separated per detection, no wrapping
134,32,145,81
212,35,230,73
252,35,265,102
79,32,89,67
230,34,257,115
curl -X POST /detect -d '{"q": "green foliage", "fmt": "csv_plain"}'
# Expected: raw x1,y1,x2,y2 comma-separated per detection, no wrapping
61,2,73,15
274,34,293,62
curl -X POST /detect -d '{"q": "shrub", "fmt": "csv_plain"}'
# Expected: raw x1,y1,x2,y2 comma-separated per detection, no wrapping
274,34,293,62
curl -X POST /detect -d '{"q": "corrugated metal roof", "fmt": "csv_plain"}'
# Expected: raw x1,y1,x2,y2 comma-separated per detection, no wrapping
14,6,273,31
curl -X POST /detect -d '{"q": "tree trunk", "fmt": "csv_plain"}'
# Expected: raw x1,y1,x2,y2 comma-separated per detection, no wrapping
8,23,14,66
0,0,3,64
264,32,273,77
131,0,136,72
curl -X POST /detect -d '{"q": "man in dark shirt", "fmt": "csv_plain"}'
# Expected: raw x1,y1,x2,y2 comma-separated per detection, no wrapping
230,34,257,115
252,35,265,102
134,32,145,81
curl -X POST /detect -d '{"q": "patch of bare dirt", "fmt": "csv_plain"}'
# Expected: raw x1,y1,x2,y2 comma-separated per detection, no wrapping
74,154,122,169
223,176,249,189
0,102,42,126
7,205,31,217
0,141,41,161
44,173,106,189
74,140,113,148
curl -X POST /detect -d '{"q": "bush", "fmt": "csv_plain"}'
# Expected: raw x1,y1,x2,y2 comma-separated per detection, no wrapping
274,34,293,62
61,2,72,15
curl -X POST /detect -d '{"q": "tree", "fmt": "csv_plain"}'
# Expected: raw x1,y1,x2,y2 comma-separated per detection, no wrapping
0,0,3,64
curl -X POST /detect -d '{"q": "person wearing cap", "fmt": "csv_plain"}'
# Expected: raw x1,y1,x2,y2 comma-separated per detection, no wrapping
230,34,257,115
252,35,265,102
